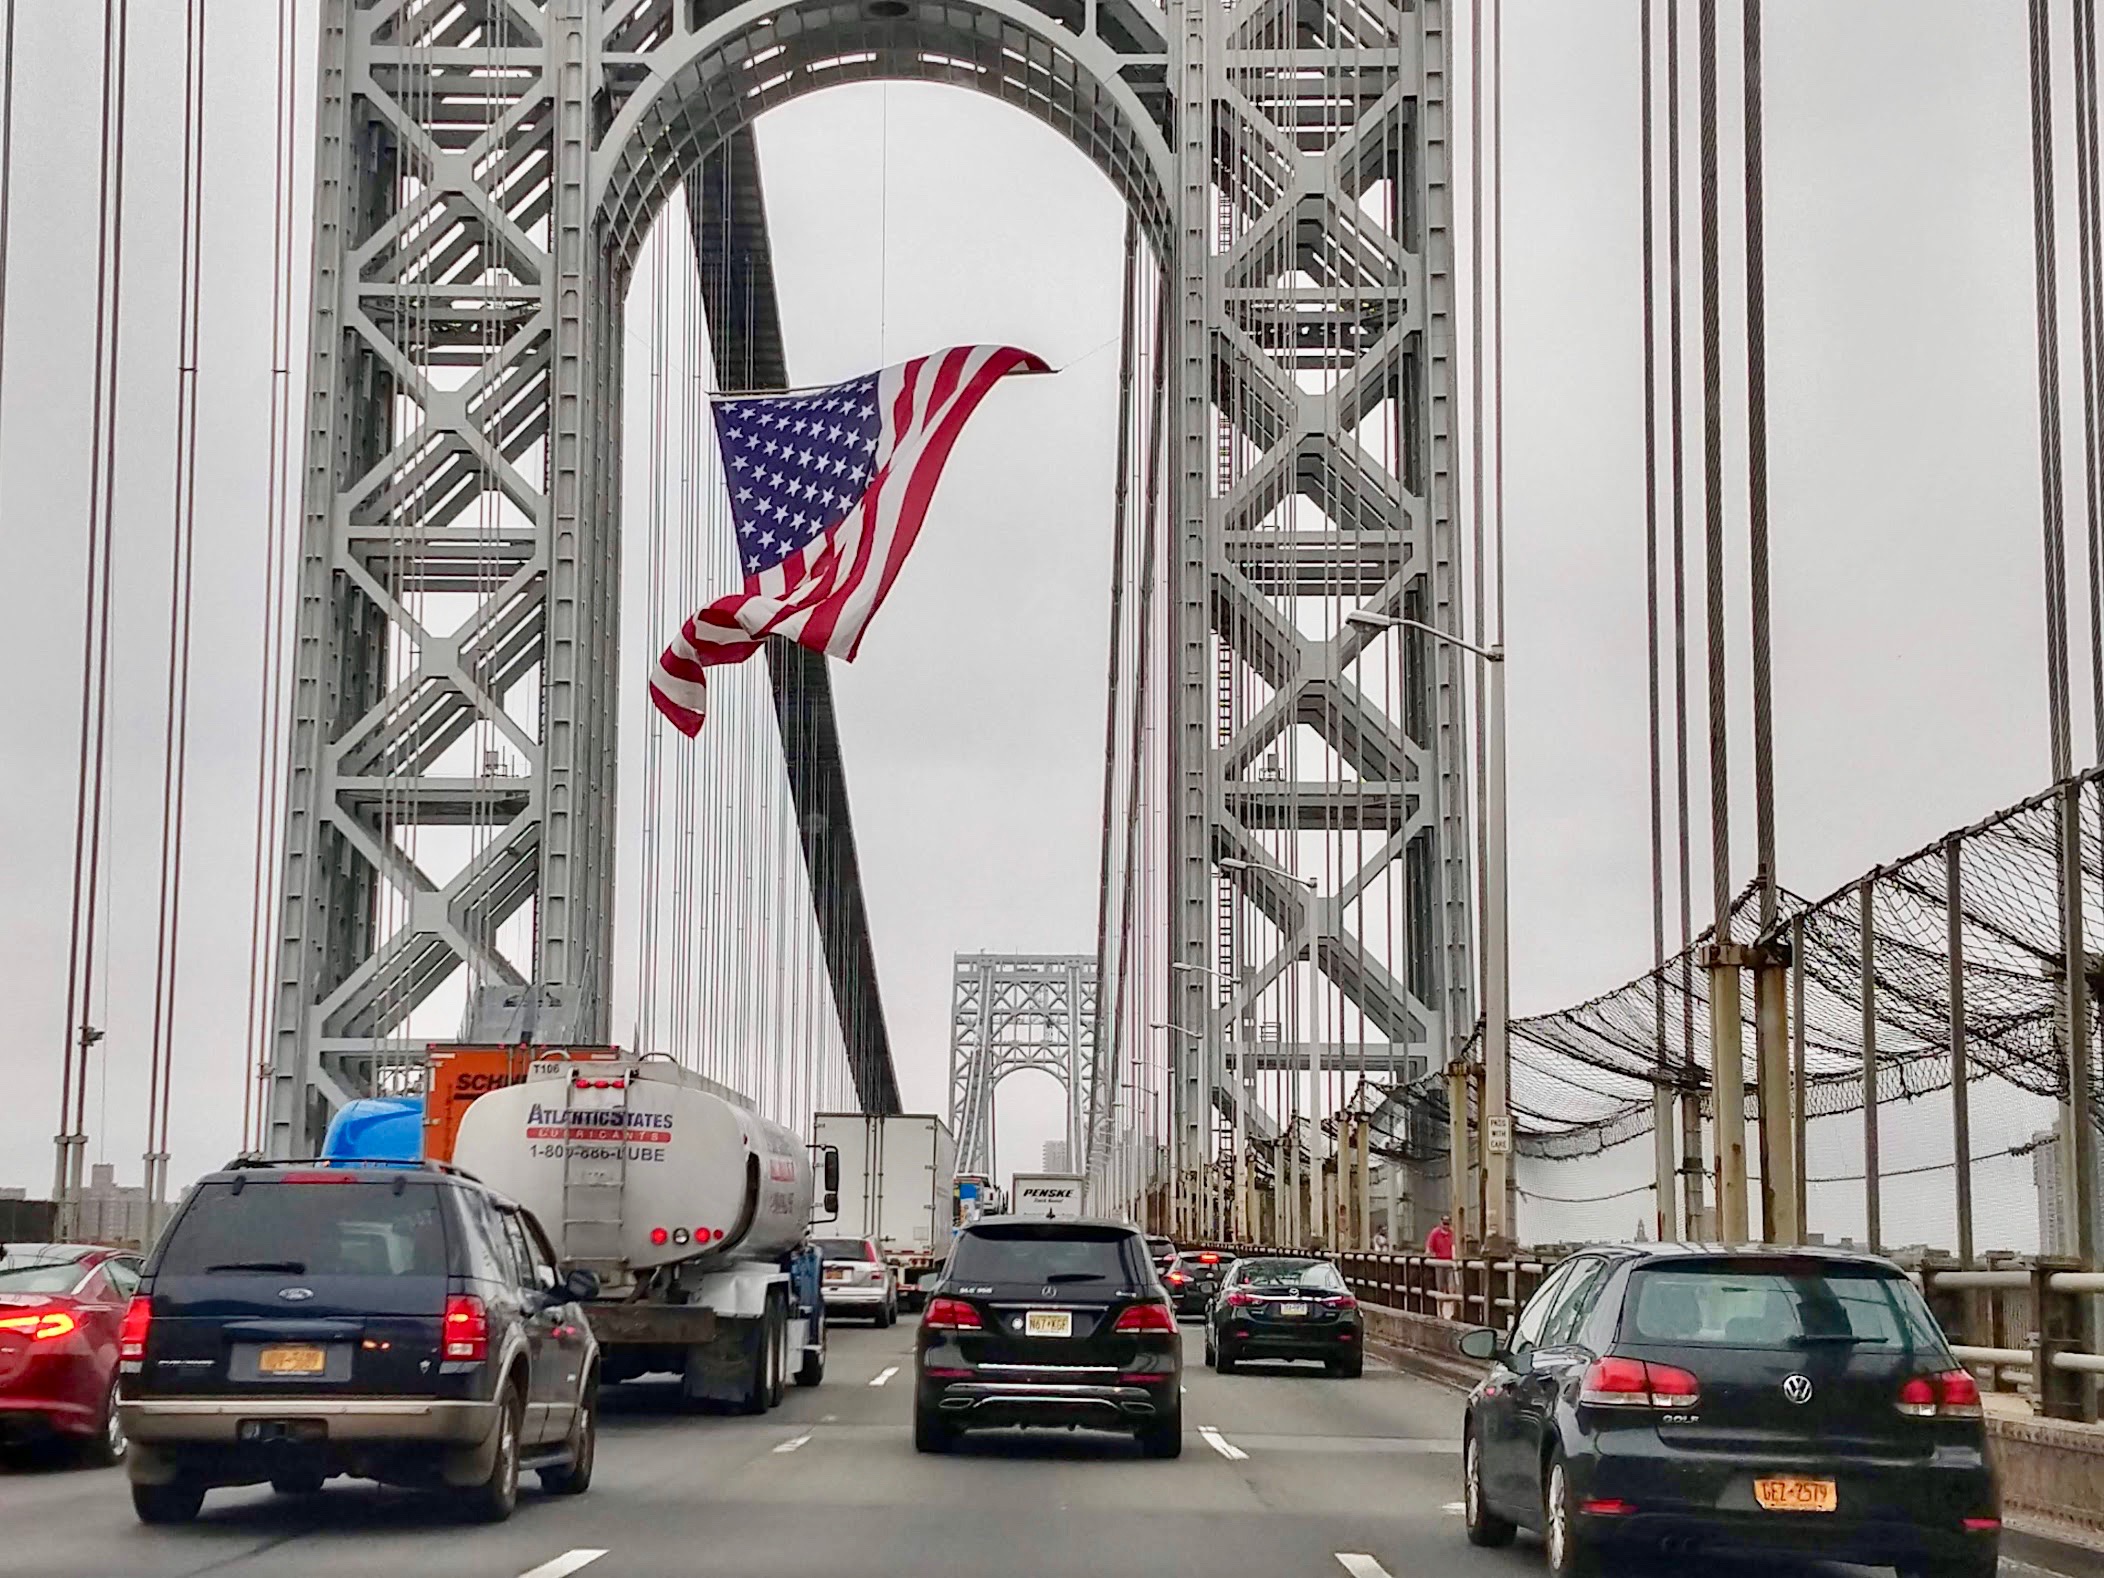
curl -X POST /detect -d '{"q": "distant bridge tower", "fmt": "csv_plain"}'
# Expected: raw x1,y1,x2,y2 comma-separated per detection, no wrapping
949,956,1096,1185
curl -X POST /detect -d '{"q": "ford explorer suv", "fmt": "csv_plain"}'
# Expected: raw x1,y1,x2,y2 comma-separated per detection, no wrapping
119,1157,600,1524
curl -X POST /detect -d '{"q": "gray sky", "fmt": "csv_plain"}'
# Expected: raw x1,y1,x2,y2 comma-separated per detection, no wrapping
0,3,2085,1217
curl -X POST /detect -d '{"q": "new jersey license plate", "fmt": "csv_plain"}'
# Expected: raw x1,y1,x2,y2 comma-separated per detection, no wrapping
1024,1310,1073,1338
1278,1302,1309,1318
258,1345,327,1376
1753,1476,1836,1513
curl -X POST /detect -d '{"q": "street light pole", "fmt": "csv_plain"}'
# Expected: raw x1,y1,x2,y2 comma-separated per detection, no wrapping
1348,610,1513,1248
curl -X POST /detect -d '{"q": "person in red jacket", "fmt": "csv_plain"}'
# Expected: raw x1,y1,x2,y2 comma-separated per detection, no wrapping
1424,1213,1457,1317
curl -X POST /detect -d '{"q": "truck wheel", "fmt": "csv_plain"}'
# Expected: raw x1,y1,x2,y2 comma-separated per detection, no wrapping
766,1301,788,1409
463,1386,523,1523
540,1379,596,1495
738,1317,770,1415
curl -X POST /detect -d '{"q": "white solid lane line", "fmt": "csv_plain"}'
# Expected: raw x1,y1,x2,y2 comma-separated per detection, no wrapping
518,1552,608,1578
870,1365,900,1387
1197,1425,1249,1461
1334,1556,1393,1578
773,1432,813,1453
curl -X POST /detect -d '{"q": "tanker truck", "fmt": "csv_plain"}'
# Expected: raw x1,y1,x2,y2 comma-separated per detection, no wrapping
452,1049,837,1411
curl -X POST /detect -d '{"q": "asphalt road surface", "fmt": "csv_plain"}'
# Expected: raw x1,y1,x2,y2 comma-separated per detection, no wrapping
0,1324,2086,1578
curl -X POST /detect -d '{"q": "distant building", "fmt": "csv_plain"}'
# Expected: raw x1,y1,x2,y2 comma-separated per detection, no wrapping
2031,1126,2104,1257
74,1163,150,1247
1041,1141,1070,1173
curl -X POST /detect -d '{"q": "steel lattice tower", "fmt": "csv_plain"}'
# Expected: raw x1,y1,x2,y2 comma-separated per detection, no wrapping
267,0,1470,1170
949,955,1097,1183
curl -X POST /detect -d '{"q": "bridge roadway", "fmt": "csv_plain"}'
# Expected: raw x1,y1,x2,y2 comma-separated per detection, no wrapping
0,1327,2085,1578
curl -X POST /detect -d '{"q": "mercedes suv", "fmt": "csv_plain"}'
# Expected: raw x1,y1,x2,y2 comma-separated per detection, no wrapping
913,1216,1181,1457
119,1158,600,1524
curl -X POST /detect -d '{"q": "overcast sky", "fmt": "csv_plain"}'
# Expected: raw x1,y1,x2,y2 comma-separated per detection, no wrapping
0,3,2086,1215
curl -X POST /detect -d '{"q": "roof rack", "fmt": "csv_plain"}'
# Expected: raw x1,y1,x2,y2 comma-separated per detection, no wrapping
216,1155,485,1185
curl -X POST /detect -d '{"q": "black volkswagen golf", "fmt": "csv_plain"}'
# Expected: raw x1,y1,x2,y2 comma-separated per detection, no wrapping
913,1216,1181,1457
1457,1244,1998,1578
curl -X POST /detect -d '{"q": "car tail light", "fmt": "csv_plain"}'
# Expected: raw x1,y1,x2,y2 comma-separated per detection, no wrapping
1164,1270,1188,1284
1899,1368,1981,1419
119,1296,152,1361
1113,1300,1178,1333
922,1297,983,1331
1223,1290,1257,1308
1580,1355,1700,1409
0,1309,79,1341
1198,1253,1220,1265
1323,1294,1358,1310
443,1294,489,1361
281,1171,359,1183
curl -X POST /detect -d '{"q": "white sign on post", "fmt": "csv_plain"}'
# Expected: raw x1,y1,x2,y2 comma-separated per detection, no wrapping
1486,1115,1512,1157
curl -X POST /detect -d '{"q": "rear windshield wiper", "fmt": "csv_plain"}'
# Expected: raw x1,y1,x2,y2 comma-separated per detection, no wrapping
1043,1271,1109,1283
203,1260,306,1274
1790,1332,1883,1345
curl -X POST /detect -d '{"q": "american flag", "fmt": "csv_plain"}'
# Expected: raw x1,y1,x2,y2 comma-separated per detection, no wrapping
649,344,1049,735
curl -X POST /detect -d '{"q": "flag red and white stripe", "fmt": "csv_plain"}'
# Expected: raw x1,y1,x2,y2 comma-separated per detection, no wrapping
650,344,1049,736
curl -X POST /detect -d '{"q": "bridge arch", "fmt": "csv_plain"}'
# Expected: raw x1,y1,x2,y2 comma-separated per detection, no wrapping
590,0,1174,274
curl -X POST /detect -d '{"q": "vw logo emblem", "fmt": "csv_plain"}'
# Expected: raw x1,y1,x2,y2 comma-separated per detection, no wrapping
1782,1373,1814,1406
276,1287,315,1302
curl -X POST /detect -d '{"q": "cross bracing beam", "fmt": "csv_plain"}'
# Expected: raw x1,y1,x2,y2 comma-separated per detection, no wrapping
949,955,1098,1183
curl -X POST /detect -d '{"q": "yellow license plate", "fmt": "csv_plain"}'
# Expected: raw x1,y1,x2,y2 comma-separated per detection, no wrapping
1754,1477,1837,1513
1024,1310,1073,1338
1278,1302,1309,1317
823,1267,849,1281
259,1345,327,1375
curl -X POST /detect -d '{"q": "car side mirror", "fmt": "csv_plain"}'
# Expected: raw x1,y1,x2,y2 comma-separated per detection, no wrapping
561,1267,600,1303
1456,1326,1503,1363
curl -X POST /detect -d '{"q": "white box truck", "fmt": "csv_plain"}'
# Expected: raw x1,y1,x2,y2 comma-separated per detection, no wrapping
813,1112,955,1309
1010,1172,1086,1219
454,1050,837,1410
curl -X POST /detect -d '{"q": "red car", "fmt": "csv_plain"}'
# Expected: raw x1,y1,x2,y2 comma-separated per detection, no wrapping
0,1243,140,1463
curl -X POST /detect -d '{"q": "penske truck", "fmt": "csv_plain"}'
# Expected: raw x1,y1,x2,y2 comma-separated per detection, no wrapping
448,1049,837,1410
812,1113,956,1309
1009,1171,1086,1219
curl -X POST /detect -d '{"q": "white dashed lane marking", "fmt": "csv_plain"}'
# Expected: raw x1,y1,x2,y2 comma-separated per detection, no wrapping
1334,1556,1393,1578
1197,1425,1249,1461
773,1432,812,1453
518,1552,607,1578
869,1365,900,1387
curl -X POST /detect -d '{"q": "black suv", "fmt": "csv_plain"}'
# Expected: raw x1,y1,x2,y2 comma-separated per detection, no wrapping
914,1215,1181,1457
119,1158,601,1525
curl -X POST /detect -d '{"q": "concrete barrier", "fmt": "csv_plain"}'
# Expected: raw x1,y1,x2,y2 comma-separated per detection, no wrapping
1357,1298,2104,1552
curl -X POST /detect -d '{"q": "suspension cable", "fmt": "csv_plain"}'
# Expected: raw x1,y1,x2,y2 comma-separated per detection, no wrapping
1697,0,1730,932
2029,0,2074,782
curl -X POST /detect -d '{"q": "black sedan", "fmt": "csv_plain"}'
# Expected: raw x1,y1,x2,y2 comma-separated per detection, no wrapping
1160,1249,1233,1318
1457,1244,1999,1578
1204,1255,1363,1377
913,1215,1182,1457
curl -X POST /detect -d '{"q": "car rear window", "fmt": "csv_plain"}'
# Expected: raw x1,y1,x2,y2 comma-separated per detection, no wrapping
817,1238,877,1261
1241,1259,1344,1291
951,1225,1137,1284
0,1251,90,1294
1624,1261,1947,1352
157,1181,449,1278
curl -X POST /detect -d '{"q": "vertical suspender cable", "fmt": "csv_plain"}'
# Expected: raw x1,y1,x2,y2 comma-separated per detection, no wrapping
241,0,300,1150
145,0,210,1227
1742,0,1777,935
55,0,133,1219
2030,0,2074,785
0,0,16,431
1641,0,1673,1236
2074,0,2104,759
1697,0,1731,929
1667,0,1704,1232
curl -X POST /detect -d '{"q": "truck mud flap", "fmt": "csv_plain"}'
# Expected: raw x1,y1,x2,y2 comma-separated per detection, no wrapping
681,1320,763,1407
584,1302,718,1346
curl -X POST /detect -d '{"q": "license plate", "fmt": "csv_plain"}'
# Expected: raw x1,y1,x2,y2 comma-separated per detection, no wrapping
1278,1301,1308,1318
1753,1477,1837,1513
1024,1310,1073,1338
258,1345,327,1376
823,1267,849,1282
